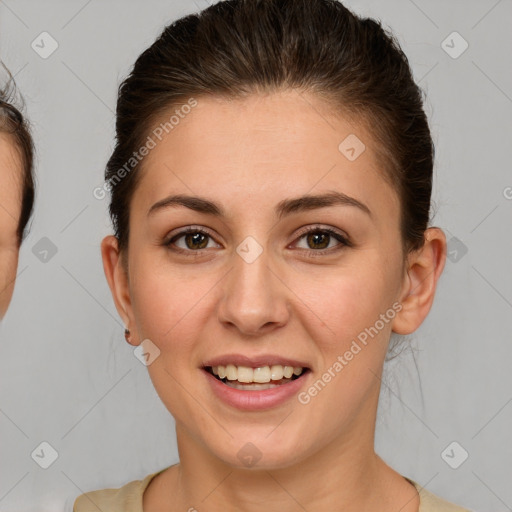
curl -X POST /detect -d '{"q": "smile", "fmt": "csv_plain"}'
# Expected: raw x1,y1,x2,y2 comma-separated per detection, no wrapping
204,364,310,392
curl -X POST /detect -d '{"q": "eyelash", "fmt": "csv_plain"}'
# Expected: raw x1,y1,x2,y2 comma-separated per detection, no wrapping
164,225,351,257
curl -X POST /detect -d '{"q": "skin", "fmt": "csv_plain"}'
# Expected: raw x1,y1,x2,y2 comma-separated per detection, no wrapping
102,90,446,512
0,134,22,319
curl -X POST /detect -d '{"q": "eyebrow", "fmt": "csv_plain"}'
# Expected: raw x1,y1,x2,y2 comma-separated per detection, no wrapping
148,191,372,219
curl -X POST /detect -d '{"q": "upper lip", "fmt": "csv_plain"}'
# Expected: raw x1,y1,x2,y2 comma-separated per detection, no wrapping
202,354,310,369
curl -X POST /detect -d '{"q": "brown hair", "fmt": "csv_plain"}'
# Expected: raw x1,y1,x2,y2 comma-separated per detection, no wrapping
0,64,35,245
106,0,434,256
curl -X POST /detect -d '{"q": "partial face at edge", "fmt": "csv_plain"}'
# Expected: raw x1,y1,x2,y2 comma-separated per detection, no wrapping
102,90,443,469
0,134,22,319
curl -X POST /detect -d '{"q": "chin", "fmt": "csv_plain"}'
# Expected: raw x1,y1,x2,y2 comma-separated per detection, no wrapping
205,430,311,471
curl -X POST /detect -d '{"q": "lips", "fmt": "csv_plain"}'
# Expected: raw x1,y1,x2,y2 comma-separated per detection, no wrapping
200,353,312,410
202,353,310,369
202,365,311,410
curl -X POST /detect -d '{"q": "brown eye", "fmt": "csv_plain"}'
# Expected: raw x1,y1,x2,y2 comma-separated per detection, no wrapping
306,231,331,250
183,232,209,250
165,227,220,253
294,227,350,254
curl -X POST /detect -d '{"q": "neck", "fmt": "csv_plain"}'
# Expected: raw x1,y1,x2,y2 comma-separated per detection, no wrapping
169,395,405,512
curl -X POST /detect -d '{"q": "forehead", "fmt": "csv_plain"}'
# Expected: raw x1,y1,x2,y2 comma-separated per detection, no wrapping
132,90,399,219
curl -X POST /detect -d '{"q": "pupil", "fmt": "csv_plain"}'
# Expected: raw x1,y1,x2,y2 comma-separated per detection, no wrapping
308,232,329,249
186,232,208,250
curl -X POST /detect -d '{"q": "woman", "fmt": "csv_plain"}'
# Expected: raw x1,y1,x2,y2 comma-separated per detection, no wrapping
0,65,35,319
74,1,469,510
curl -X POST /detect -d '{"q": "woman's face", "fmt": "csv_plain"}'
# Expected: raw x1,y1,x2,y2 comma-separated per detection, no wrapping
103,90,439,468
0,135,22,319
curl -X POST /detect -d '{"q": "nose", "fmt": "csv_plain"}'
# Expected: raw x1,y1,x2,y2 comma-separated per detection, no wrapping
217,244,290,336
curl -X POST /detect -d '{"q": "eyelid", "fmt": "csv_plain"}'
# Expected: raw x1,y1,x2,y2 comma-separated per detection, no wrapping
293,224,349,242
166,225,215,239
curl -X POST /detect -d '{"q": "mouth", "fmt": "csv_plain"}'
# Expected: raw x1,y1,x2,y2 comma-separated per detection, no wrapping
203,364,311,391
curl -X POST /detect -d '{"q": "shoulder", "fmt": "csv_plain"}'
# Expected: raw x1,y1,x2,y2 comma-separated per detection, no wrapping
73,469,166,512
405,478,472,512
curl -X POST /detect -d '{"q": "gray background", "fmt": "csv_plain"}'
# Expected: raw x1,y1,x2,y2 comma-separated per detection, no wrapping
0,0,511,511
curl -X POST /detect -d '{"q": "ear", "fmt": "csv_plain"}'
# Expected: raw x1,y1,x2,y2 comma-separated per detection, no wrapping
101,235,138,346
392,227,447,335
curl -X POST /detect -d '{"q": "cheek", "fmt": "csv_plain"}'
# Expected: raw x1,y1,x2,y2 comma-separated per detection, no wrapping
291,270,396,432
0,247,19,316
293,263,395,349
130,261,212,420
129,256,219,361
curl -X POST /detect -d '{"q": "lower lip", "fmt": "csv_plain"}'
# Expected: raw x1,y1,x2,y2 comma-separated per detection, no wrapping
202,369,310,411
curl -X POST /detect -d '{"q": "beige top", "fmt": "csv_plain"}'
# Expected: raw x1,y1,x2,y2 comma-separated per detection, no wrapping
73,467,471,512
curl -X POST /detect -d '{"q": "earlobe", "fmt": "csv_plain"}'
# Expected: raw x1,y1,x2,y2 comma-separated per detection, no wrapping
392,228,447,335
100,235,137,344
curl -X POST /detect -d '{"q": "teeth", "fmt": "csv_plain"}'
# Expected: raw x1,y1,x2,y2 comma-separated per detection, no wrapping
270,365,283,380
210,364,304,384
224,381,288,390
237,366,253,383
226,364,237,381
